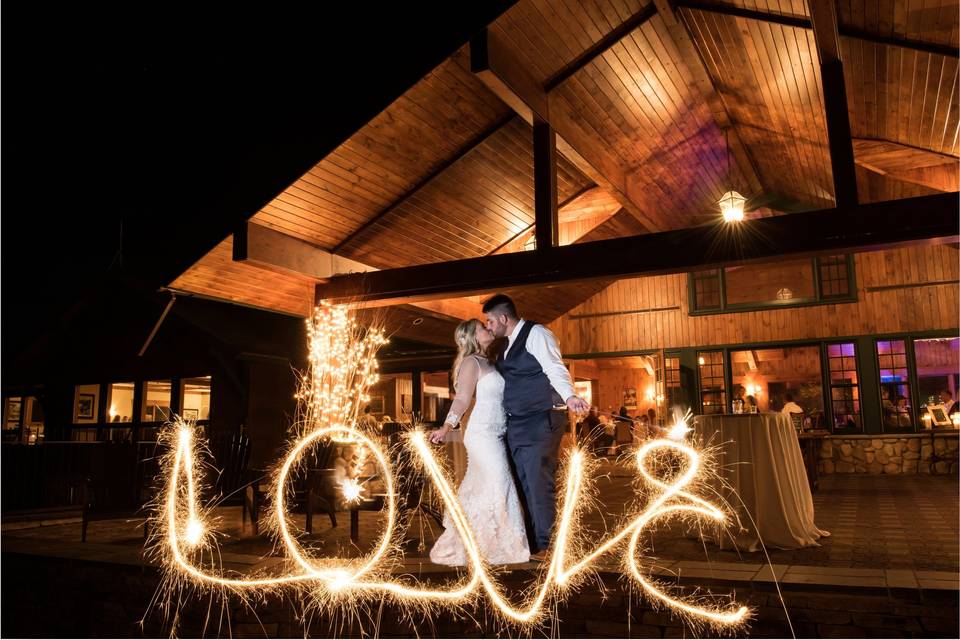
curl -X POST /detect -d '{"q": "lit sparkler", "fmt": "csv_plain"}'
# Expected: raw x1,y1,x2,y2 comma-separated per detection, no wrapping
340,478,364,504
148,303,750,634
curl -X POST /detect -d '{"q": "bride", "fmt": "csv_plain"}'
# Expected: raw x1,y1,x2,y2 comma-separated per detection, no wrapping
428,319,530,566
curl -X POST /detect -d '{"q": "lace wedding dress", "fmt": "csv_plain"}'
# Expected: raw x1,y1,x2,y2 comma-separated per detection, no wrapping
429,357,530,566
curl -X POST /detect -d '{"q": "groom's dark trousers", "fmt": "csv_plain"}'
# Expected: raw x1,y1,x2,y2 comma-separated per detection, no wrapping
497,320,567,553
506,409,566,552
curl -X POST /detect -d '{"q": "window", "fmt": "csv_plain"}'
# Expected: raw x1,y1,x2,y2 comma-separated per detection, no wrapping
663,355,682,413
730,346,823,419
181,376,212,422
725,258,815,306
827,343,861,430
3,397,22,442
818,255,851,298
877,340,912,430
692,270,721,310
142,380,172,422
107,382,135,423
913,337,959,410
698,351,726,414
689,255,854,313
421,370,452,424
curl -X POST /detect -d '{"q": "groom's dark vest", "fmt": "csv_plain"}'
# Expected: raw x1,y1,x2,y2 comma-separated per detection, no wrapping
497,321,563,418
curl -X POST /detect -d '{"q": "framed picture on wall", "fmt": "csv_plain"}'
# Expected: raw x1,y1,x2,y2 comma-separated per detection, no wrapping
368,396,384,415
182,408,199,421
77,393,95,419
623,388,638,410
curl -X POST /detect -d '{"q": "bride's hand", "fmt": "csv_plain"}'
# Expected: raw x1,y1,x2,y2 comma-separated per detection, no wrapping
429,425,451,444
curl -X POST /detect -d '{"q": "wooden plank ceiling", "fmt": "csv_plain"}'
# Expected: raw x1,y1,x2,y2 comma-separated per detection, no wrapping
493,0,758,228
171,0,960,348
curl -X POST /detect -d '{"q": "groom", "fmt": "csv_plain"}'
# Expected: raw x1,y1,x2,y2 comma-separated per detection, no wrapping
483,294,590,561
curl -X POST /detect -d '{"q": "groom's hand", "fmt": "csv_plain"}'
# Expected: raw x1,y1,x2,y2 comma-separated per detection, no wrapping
566,395,590,414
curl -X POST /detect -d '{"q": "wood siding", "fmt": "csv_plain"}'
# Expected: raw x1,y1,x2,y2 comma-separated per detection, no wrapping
550,244,960,354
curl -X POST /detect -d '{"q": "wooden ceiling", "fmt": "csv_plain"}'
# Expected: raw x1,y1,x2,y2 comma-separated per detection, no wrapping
170,0,960,347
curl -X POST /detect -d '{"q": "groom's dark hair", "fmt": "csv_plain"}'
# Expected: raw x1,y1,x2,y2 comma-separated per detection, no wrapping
482,293,518,319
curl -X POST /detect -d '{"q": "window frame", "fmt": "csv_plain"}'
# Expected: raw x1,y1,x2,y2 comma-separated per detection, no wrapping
874,337,917,434
823,341,863,434
688,255,856,315
697,350,727,415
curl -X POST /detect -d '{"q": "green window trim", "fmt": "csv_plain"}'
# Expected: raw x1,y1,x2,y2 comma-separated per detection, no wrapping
688,255,857,315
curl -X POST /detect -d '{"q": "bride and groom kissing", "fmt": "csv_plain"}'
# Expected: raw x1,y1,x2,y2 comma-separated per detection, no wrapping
427,294,590,566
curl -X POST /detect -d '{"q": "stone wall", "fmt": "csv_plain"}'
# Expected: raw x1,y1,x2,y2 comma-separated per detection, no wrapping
819,432,959,475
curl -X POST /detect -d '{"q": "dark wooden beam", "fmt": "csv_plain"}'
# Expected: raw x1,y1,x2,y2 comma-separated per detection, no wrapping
544,3,659,92
235,221,371,279
533,119,558,249
332,113,514,254
809,0,858,207
676,0,958,59
471,27,663,231
677,1,808,29
315,192,959,305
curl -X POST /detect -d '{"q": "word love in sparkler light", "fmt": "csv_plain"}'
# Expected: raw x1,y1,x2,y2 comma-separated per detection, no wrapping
160,422,749,630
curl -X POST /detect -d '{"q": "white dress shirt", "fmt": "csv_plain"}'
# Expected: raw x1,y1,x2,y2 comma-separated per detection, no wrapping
504,319,576,403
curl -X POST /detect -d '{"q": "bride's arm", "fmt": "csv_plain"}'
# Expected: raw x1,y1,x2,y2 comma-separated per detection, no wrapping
429,358,480,443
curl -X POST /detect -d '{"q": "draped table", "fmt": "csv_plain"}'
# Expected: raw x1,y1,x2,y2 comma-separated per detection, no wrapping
692,413,830,551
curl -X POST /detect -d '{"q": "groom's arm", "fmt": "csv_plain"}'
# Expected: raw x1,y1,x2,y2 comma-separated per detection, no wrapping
525,325,576,403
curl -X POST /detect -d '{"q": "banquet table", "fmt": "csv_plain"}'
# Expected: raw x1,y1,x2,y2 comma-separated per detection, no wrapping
692,413,830,551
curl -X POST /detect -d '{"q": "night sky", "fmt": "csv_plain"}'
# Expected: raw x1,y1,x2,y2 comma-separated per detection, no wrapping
2,4,515,360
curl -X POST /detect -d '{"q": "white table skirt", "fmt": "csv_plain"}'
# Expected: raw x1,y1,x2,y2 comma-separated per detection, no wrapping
693,413,830,551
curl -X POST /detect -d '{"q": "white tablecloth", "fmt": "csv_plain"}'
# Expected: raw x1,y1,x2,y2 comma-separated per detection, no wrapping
693,413,830,551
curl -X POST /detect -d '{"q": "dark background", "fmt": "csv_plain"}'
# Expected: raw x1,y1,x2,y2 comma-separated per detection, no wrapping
2,4,515,364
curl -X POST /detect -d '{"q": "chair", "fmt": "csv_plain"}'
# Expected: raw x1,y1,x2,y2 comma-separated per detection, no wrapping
207,431,251,502
614,420,633,453
305,439,339,532
81,442,143,542
788,411,805,432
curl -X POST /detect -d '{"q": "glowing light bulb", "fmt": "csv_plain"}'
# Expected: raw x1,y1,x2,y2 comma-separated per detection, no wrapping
718,190,745,222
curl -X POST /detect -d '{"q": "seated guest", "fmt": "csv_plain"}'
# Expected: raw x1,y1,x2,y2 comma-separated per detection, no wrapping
633,414,650,440
940,389,958,416
578,406,601,446
745,395,758,413
780,393,803,415
598,416,616,454
895,396,912,427
881,389,899,427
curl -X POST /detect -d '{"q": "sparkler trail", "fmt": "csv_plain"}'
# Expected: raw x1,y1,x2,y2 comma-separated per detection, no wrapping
149,303,750,635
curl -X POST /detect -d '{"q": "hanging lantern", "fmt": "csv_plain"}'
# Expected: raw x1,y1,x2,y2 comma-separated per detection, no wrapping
718,190,746,222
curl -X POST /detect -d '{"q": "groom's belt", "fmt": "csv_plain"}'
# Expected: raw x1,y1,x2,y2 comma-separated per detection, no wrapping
505,405,568,418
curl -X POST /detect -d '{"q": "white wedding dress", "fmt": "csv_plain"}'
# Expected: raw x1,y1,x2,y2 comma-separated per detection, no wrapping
429,356,530,566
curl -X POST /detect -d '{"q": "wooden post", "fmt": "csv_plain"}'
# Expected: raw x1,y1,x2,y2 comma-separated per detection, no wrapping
808,0,858,207
533,119,558,250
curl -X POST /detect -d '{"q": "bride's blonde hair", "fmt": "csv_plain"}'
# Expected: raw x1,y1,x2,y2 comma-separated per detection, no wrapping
452,319,484,387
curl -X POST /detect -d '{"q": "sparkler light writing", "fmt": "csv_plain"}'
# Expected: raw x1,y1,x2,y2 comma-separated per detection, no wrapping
150,303,750,634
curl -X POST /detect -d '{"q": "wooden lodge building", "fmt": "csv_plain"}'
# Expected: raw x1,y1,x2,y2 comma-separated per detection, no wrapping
3,0,959,504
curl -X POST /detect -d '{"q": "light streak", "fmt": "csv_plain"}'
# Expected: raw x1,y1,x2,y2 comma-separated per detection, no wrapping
156,422,748,630
149,303,750,634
